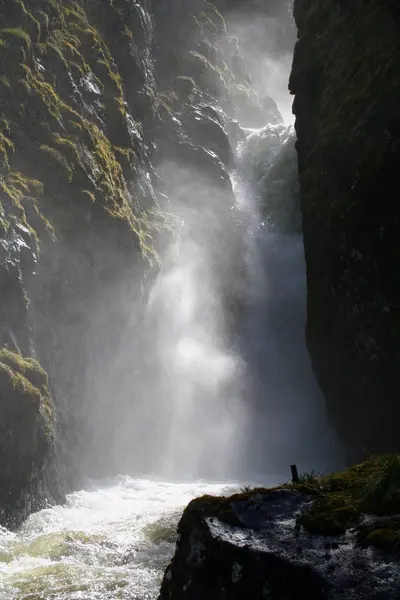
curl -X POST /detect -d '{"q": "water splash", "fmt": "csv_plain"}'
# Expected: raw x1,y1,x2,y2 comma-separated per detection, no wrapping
1,477,282,600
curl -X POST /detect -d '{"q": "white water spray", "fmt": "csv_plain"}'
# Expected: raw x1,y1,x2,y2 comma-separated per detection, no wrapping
142,164,248,480
0,478,250,600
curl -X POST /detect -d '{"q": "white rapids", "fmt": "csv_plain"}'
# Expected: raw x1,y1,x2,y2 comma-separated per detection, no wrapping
0,476,283,600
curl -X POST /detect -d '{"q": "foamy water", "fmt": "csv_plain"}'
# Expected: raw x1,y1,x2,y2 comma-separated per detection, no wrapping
0,477,285,600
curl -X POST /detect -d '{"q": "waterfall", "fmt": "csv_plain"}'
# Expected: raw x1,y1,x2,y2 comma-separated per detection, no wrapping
0,1,346,597
124,118,342,482
234,124,343,474
142,164,247,481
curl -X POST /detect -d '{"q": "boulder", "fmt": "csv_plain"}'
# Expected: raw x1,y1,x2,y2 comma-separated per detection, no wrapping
159,457,400,599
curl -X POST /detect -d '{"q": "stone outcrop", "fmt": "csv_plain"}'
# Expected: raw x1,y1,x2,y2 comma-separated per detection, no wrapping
289,0,400,461
159,456,400,599
0,348,62,528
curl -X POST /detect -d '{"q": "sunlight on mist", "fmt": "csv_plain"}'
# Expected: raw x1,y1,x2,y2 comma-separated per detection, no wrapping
225,5,297,124
76,1,343,483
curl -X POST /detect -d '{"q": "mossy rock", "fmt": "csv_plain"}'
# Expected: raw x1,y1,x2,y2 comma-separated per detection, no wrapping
298,500,360,535
358,523,400,552
0,348,48,390
294,455,400,551
0,0,166,263
0,347,55,504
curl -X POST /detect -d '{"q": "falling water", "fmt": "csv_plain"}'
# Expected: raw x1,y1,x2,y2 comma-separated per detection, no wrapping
127,120,342,482
234,123,342,474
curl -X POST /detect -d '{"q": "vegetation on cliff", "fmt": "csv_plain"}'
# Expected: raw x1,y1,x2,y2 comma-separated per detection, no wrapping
0,347,56,526
0,0,164,262
153,1,262,125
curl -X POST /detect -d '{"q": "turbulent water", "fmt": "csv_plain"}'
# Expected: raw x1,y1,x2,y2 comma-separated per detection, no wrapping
0,477,289,600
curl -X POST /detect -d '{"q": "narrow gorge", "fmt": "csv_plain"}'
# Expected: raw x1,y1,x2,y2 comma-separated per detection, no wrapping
0,0,399,599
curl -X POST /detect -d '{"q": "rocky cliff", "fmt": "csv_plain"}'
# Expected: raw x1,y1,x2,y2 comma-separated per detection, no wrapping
290,0,400,462
0,0,266,527
0,0,163,526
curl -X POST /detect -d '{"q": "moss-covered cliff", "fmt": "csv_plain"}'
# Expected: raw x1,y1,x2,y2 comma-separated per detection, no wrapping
0,0,258,525
0,0,166,255
290,0,400,461
0,0,167,523
0,348,61,527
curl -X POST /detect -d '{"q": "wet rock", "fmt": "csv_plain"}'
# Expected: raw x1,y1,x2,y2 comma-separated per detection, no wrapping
0,348,62,528
183,105,234,169
0,226,36,356
0,0,273,526
159,484,400,599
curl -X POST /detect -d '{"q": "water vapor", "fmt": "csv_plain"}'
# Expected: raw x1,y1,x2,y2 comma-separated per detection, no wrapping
75,0,343,483
224,4,297,123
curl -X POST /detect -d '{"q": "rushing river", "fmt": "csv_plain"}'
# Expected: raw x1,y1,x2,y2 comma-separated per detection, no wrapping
0,477,283,600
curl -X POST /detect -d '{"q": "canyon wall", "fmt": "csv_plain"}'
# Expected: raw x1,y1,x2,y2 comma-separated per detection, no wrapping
0,0,265,526
290,0,400,461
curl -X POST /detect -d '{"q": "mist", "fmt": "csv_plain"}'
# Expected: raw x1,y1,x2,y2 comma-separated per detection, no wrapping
223,2,297,124
72,0,343,484
143,164,247,479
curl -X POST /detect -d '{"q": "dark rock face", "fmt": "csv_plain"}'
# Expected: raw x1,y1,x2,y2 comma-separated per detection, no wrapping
159,486,400,600
0,348,63,528
289,0,400,461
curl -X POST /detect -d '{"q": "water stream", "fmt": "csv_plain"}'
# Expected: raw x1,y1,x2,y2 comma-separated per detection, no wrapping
0,476,287,599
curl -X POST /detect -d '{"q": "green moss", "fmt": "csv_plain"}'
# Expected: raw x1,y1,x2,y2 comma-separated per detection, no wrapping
0,27,31,48
14,1,41,40
358,524,400,552
298,496,360,535
181,487,276,531
0,361,41,406
182,456,400,555
39,145,74,181
0,130,14,170
0,170,48,238
0,348,54,439
0,0,166,262
294,455,400,551
0,348,48,390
